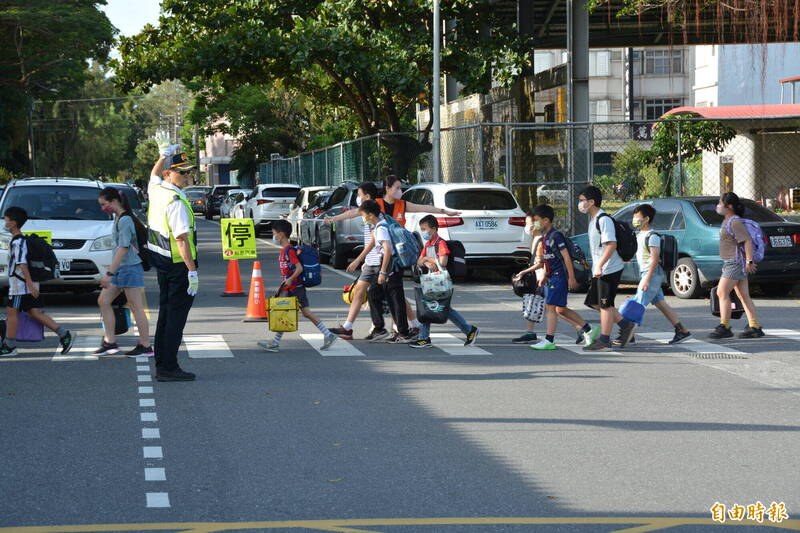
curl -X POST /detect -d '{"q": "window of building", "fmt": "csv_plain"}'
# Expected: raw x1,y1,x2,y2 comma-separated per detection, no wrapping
644,99,683,120
589,50,611,77
590,100,610,122
643,49,683,75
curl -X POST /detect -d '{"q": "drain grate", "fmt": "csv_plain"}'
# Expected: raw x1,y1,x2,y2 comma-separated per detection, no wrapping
688,352,747,359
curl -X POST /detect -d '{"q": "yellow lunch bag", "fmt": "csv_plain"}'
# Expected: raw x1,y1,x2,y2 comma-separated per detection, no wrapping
268,296,299,332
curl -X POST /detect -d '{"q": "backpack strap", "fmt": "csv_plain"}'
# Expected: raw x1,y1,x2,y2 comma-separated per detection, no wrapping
595,213,611,247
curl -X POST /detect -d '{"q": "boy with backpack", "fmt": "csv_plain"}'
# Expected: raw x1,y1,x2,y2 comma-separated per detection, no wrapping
528,205,598,350
578,186,636,352
625,204,691,345
0,207,76,357
257,219,337,352
409,215,479,349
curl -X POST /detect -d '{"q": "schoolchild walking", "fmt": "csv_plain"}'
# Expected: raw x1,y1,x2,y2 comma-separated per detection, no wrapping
0,207,76,357
528,205,598,350
623,204,691,345
258,220,337,352
511,212,543,344
709,192,764,339
578,186,636,352
409,215,479,348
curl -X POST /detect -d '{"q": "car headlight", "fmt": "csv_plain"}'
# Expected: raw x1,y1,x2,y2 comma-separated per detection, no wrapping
91,235,114,251
0,233,10,251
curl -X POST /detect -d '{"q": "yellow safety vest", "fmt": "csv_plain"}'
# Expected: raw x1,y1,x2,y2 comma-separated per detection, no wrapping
147,182,197,264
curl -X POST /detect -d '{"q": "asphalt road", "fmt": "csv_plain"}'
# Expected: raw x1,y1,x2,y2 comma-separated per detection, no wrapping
1,218,799,533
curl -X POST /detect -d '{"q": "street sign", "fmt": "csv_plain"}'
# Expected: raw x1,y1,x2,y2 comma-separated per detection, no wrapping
23,230,52,244
220,218,257,260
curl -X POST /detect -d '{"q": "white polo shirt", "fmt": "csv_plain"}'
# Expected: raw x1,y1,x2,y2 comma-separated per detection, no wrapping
149,175,191,237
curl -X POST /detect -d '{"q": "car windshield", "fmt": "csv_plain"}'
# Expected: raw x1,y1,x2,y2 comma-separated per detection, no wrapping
1,185,108,221
116,188,142,210
186,191,205,200
213,186,237,195
693,199,784,225
262,187,299,198
444,189,517,210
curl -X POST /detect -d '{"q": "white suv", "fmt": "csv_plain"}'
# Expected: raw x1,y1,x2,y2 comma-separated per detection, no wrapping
0,178,115,293
245,184,301,234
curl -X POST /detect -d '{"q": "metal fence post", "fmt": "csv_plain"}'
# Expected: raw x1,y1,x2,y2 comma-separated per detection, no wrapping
340,142,345,183
676,120,683,196
376,133,382,181
477,124,485,183
504,125,513,190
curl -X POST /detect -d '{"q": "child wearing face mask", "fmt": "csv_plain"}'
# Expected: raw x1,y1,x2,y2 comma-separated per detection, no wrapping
511,212,545,344
410,215,479,348
626,204,691,345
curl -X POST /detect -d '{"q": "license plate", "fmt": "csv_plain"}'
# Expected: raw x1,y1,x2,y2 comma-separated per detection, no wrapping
474,218,498,230
58,259,71,272
770,235,792,248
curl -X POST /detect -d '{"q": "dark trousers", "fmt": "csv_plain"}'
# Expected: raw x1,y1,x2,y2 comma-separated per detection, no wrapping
368,270,409,335
154,262,194,372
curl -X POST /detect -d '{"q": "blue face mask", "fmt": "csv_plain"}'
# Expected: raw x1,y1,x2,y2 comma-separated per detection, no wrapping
272,235,280,244
421,231,432,241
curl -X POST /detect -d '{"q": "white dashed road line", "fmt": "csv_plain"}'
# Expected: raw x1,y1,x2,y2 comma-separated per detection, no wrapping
300,333,364,357
428,333,491,356
137,359,170,508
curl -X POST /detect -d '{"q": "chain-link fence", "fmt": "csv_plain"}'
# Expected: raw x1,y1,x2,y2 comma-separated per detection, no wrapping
258,116,800,234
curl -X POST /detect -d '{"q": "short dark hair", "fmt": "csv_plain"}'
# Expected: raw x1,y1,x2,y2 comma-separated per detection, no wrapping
419,214,438,229
359,199,381,217
4,206,28,228
579,185,602,208
532,204,555,222
383,175,402,191
358,182,378,199
633,203,655,222
271,219,292,237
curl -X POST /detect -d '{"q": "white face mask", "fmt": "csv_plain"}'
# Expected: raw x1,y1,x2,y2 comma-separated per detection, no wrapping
578,200,589,214
356,196,363,207
362,215,369,224
392,188,402,200
524,224,534,235
715,205,725,215
272,235,280,244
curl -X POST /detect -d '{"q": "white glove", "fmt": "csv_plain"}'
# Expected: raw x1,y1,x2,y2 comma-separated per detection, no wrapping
155,132,180,157
187,271,199,296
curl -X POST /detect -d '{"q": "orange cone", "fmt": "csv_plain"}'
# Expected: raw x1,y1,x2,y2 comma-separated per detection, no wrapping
221,259,245,297
242,260,269,322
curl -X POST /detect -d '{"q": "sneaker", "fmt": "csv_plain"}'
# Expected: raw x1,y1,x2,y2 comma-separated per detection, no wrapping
616,321,636,348
410,339,433,349
530,340,556,351
407,327,420,342
321,333,338,351
513,332,538,344
329,326,353,341
738,326,765,339
575,329,584,345
59,331,76,355
0,344,18,357
464,326,479,346
93,341,120,357
612,334,636,346
365,328,390,342
257,340,280,353
708,324,734,339
384,332,400,343
155,368,196,382
393,334,414,344
125,344,154,357
583,339,612,352
582,326,599,347
668,330,692,344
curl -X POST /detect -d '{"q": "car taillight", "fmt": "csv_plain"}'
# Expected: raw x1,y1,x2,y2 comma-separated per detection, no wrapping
313,208,323,216
793,234,800,245
763,235,769,245
508,217,527,227
256,199,273,205
436,217,463,228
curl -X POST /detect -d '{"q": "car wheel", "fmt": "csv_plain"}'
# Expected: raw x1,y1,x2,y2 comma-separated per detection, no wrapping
670,258,703,299
331,241,347,270
760,283,784,297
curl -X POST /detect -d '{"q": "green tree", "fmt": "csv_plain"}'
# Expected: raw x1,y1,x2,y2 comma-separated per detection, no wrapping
113,0,531,180
0,0,115,173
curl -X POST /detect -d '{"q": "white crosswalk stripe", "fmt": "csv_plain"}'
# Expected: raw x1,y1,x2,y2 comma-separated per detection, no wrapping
636,331,745,354
557,342,622,356
51,335,102,361
765,329,800,342
183,335,234,358
299,333,364,357
428,333,490,356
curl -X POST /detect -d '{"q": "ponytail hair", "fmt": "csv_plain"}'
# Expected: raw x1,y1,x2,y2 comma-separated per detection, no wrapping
721,191,745,217
98,186,131,214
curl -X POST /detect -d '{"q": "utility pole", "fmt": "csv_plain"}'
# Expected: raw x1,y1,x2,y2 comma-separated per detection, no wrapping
28,96,36,176
193,124,202,184
432,0,442,183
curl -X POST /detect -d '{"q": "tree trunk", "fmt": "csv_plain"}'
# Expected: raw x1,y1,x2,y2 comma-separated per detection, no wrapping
381,134,432,182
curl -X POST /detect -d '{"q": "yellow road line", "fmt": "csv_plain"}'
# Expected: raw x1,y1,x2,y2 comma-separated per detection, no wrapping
2,516,799,533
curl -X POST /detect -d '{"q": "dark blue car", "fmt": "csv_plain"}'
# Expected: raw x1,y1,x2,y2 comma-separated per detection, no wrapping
571,197,800,298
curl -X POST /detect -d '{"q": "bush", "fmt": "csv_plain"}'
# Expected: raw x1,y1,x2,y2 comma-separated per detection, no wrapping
0,167,16,185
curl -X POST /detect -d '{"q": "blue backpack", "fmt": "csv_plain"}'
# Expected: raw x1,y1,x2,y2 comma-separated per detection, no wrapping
284,245,322,287
377,215,421,270
725,216,765,263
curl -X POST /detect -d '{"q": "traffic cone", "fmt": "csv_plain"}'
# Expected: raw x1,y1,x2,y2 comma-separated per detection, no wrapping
221,259,245,297
242,260,269,322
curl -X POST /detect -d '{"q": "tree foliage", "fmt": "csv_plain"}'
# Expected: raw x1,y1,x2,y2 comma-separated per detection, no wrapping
113,0,532,179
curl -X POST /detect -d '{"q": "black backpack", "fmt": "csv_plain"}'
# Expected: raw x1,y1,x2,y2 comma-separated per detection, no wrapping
445,240,467,281
119,212,151,271
13,234,60,282
547,230,588,268
648,231,678,271
596,213,637,262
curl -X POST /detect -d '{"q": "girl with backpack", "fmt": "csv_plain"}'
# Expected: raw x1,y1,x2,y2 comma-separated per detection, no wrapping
94,187,153,357
709,192,764,339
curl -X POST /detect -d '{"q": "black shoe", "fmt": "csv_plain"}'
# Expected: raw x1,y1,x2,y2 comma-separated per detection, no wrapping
93,341,120,357
155,369,196,382
406,327,420,342
513,332,538,344
384,333,400,343
616,321,636,348
575,330,585,345
365,328,390,342
708,324,734,339
126,344,155,357
464,326,479,346
612,334,635,346
410,339,433,349
668,329,692,344
0,344,18,357
59,331,76,354
738,326,765,339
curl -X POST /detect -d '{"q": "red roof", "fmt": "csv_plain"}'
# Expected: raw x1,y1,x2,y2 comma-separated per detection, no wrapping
663,104,800,119
779,75,800,84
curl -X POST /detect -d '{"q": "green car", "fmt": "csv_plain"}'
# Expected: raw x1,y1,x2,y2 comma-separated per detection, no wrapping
570,196,800,298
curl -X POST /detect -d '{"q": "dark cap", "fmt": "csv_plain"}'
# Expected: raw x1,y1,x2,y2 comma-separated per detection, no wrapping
167,152,195,171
